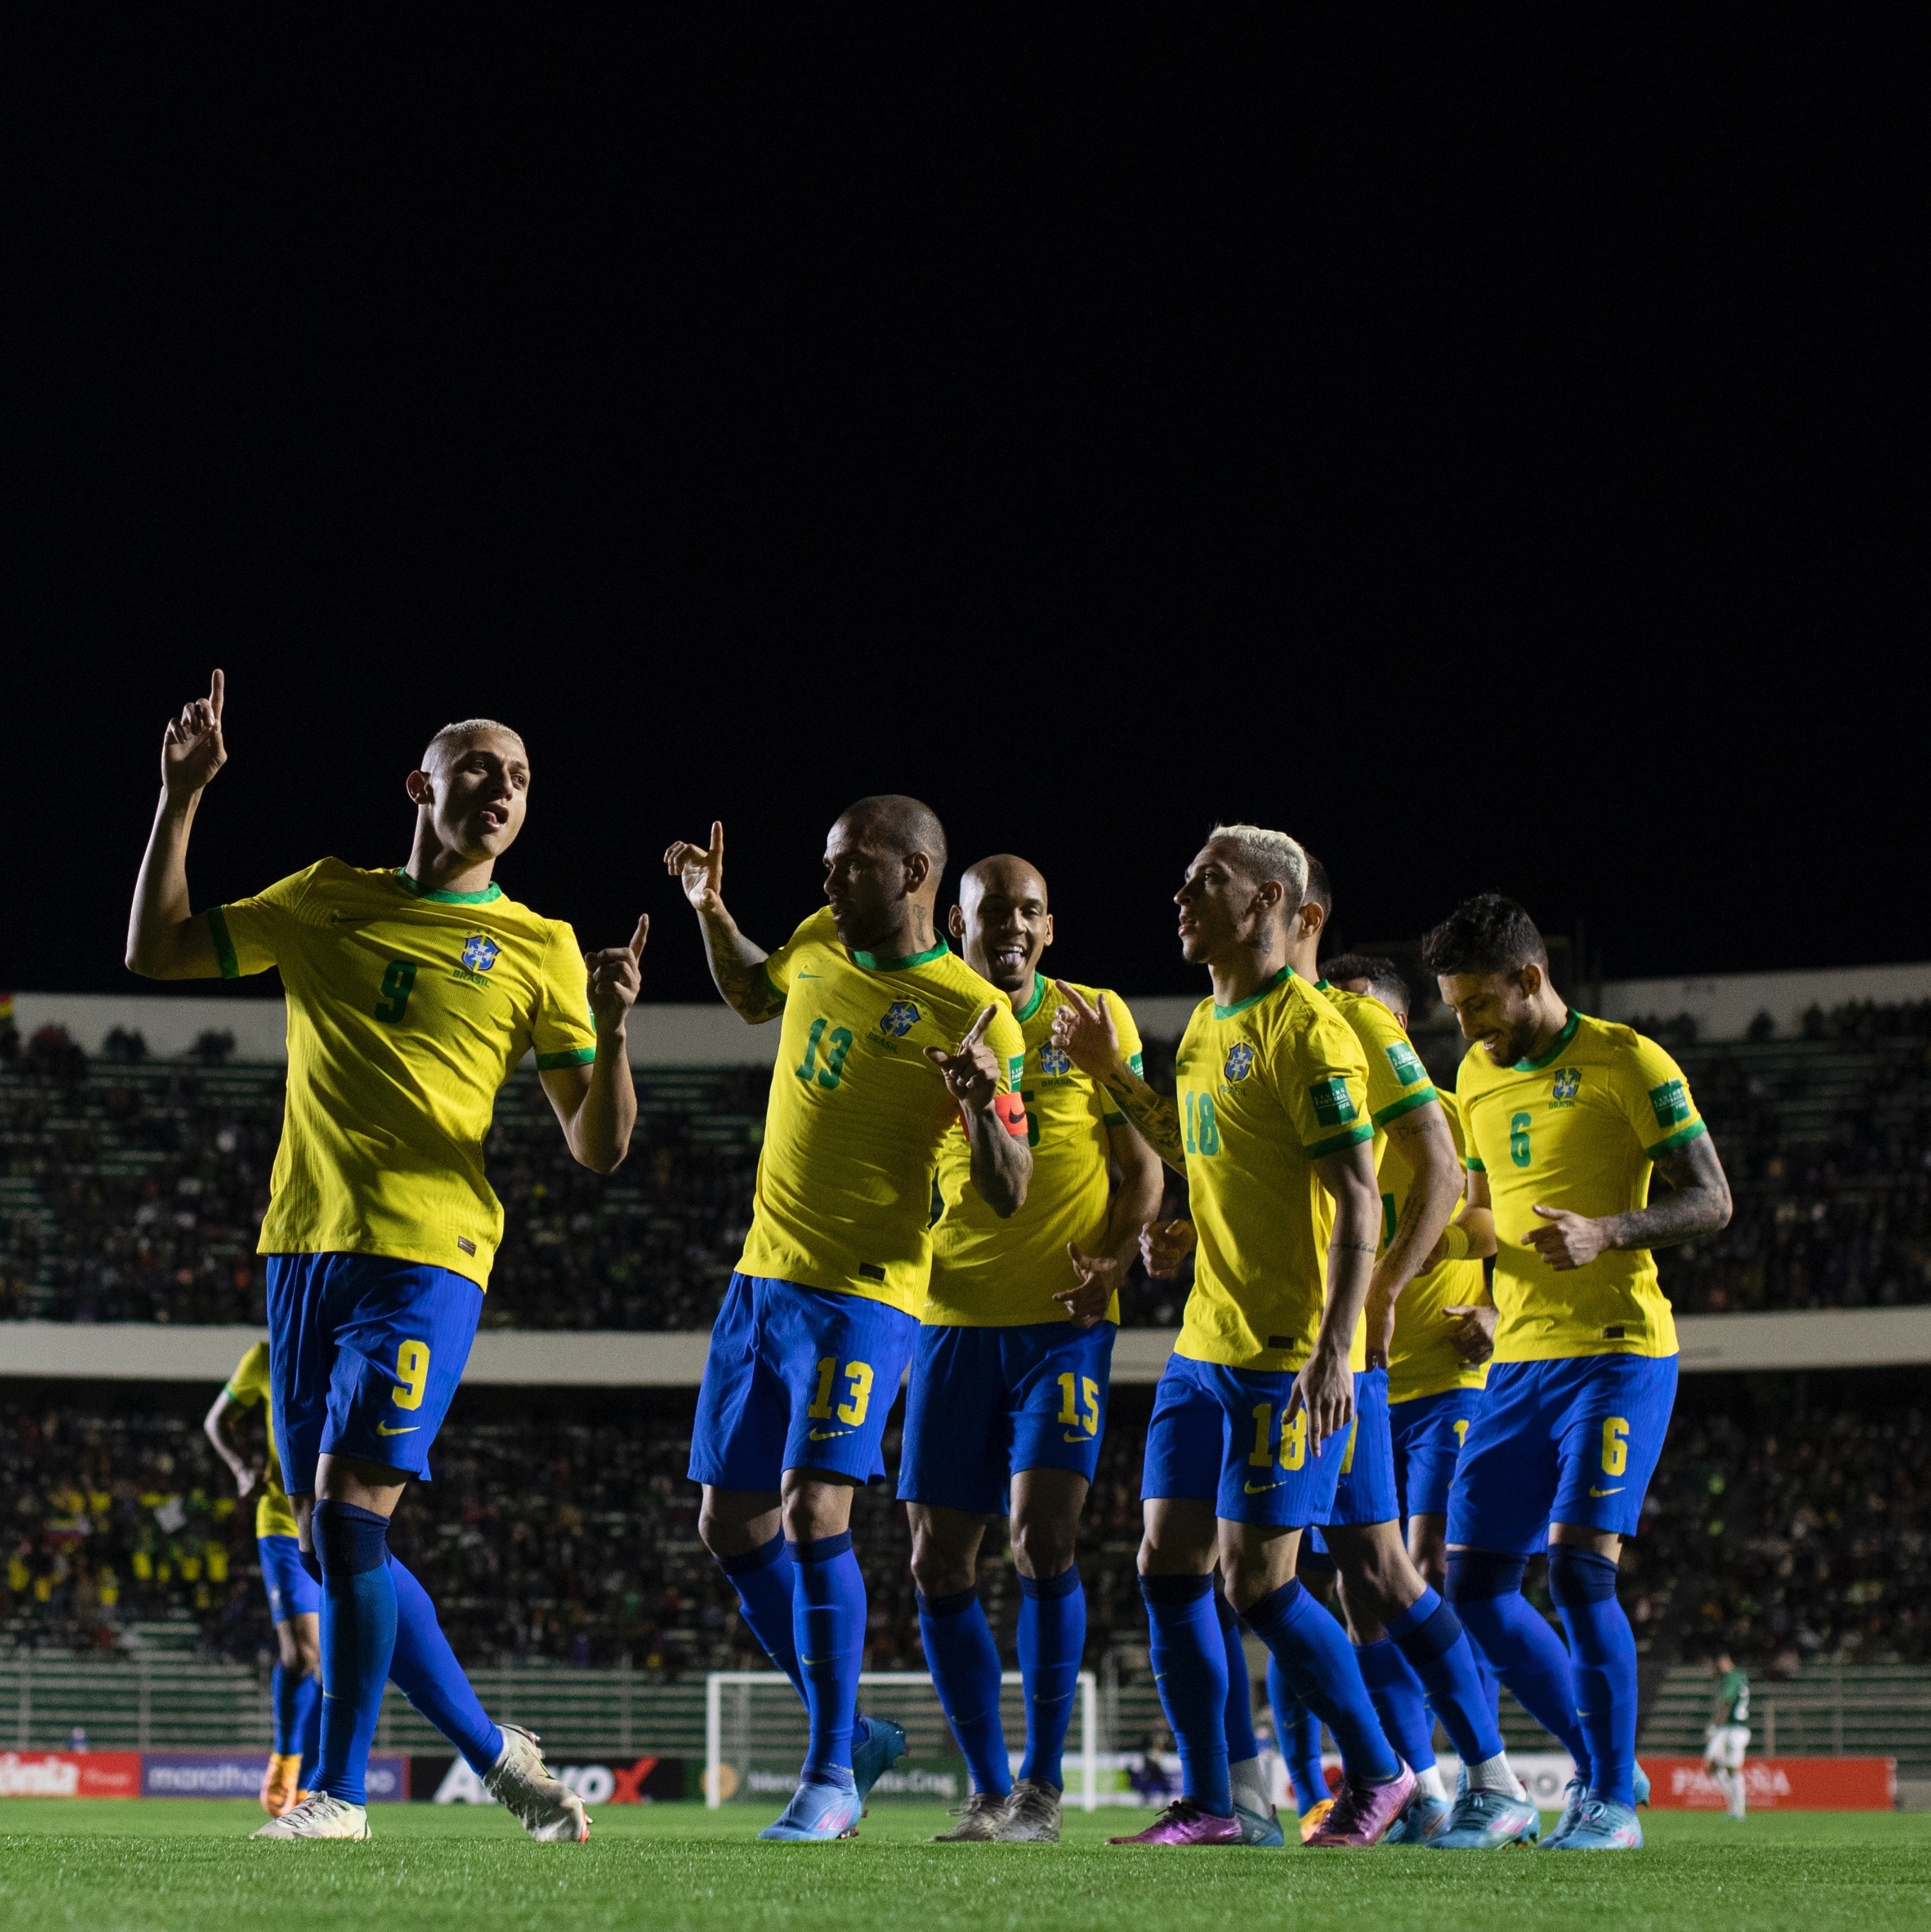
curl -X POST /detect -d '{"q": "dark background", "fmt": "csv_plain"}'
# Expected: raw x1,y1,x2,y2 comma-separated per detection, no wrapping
9,14,1924,1002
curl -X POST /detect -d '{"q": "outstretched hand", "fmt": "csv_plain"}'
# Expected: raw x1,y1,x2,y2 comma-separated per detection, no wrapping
1526,1203,1609,1271
1056,1241,1133,1328
926,1005,1002,1116
663,822,725,914
162,669,227,800
585,916,650,1035
1048,981,1122,1078
1140,1217,1196,1280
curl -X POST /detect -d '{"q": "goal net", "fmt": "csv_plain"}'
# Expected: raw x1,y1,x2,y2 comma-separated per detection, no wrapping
704,1670,1098,1812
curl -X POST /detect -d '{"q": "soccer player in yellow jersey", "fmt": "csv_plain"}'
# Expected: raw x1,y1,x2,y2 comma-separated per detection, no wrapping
896,856,1163,1844
1052,824,1417,1848
206,1341,319,1817
664,801,1031,1842
1424,893,1732,1851
127,671,645,1843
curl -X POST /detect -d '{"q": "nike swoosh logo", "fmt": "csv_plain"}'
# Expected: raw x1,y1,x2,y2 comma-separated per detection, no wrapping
1244,1480,1285,1494
807,1428,851,1441
797,972,820,979
1062,1430,1091,1443
377,1424,419,1437
1589,1485,1625,1497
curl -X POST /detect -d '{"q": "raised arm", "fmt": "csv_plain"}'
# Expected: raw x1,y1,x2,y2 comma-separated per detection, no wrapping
1525,1130,1734,1272
202,1385,259,1500
1291,1134,1383,1447
1049,983,1184,1170
663,821,785,1024
1361,1098,1464,1369
541,916,647,1174
927,1006,1032,1217
126,670,227,978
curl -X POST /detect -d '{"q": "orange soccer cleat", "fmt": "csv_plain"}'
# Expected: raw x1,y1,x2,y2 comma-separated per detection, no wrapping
260,1752,304,1817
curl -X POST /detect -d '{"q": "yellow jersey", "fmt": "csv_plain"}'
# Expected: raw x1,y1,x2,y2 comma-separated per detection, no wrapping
1386,1089,1489,1403
212,860,599,1288
1457,1009,1705,1362
1173,967,1373,1373
740,909,1027,1314
927,977,1144,1328
224,1341,299,1541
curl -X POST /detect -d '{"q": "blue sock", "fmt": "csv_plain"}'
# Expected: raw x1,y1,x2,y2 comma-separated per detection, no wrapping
1354,1638,1436,1778
1448,1550,1591,1770
1384,1586,1505,1766
296,1669,321,1787
1140,1574,1231,1816
791,1533,864,1789
1017,1565,1084,1792
312,1500,397,1806
718,1534,806,1704
1240,1579,1400,1783
918,1586,1012,1799
1266,1657,1329,1815
1217,1596,1259,1764
271,1660,301,1756
1548,1547,1637,1805
388,1555,503,1778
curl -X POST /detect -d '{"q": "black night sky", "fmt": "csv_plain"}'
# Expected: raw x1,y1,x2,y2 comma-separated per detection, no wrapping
11,16,1925,1004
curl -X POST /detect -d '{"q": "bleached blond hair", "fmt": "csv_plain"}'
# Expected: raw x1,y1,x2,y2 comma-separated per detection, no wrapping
1208,822,1307,907
422,718,526,771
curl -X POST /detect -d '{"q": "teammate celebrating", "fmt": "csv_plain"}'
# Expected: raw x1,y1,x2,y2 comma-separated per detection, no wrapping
665,804,1031,1841
1424,893,1732,1851
1053,824,1416,1849
900,856,1164,1844
128,673,645,1842
205,1342,319,1817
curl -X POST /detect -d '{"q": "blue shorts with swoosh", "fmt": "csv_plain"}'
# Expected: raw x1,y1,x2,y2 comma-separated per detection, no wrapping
1140,1352,1351,1529
265,1253,483,1492
898,1320,1116,1514
689,1272,917,1490
258,1532,321,1623
1447,1352,1678,1553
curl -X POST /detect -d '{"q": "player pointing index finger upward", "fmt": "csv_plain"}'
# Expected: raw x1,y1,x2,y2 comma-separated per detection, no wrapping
127,674,648,1844
667,798,1031,1842
900,856,1164,1844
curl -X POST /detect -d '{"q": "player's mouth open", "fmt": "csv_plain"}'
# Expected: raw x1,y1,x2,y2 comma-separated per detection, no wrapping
478,807,508,830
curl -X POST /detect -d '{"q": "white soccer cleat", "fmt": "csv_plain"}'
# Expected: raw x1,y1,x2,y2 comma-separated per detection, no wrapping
251,1792,369,1839
486,1724,590,1843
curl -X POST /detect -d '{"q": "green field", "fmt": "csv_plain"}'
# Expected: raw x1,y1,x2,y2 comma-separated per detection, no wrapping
4,1801,1927,1932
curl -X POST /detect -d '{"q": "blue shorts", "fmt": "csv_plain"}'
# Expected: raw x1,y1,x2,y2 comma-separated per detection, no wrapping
1389,1384,1486,1520
898,1321,1116,1514
1448,1353,1679,1553
1140,1353,1351,1529
265,1253,483,1493
1314,1366,1399,1532
258,1532,320,1623
689,1273,917,1491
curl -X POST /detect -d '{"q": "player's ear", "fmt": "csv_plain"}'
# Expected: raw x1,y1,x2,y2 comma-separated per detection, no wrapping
1041,912,1054,950
905,851,932,895
1517,962,1543,999
406,769,435,807
947,904,966,940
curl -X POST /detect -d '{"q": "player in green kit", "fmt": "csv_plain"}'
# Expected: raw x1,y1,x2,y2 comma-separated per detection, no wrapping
1704,1652,1750,1819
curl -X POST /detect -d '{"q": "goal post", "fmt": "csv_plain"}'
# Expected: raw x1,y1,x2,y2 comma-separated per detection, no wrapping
704,1669,1099,1812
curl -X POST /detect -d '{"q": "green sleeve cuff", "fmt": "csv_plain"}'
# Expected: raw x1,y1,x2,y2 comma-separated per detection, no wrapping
1371,1086,1438,1129
1101,1110,1126,1127
1306,1122,1375,1160
1466,1155,1486,1173
757,961,784,1004
1645,1120,1709,1159
207,907,239,980
535,1047,598,1069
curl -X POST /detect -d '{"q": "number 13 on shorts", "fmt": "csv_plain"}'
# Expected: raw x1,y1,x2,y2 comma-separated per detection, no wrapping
807,1356,873,1425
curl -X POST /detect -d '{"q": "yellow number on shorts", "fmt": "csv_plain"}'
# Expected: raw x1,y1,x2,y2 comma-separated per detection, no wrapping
1339,1418,1358,1475
1601,1416,1629,1476
1078,1376,1101,1436
1249,1402,1274,1467
1060,1374,1082,1428
836,1360,873,1426
1453,1418,1469,1449
393,1340,430,1411
1280,1407,1307,1471
1058,1373,1101,1435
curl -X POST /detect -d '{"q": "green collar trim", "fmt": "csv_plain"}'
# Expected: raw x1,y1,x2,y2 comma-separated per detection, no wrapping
395,868,503,906
1012,974,1048,1023
1214,964,1293,1020
1515,1008,1581,1071
852,938,949,972
1314,977,1331,991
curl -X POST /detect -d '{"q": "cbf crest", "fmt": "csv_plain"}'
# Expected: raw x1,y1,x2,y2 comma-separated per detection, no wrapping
1552,1066,1582,1102
880,1000,920,1037
1039,1045,1073,1076
461,935,500,974
1224,1042,1256,1082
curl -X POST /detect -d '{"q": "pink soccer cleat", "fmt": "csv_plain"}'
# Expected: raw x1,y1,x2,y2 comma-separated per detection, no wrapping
1303,1765,1416,1848
1108,1800,1244,1846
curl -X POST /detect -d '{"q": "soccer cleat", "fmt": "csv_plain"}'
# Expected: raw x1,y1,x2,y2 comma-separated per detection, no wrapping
1234,1801,1285,1847
251,1792,369,1839
1542,1774,1588,1848
1382,1790,1452,1844
1545,1798,1643,1850
1303,1765,1416,1848
485,1724,590,1843
1427,1788,1541,1849
260,1752,304,1818
1297,1798,1336,1844
851,1713,907,1808
995,1779,1063,1844
1634,1760,1651,1807
932,1790,1010,1841
1108,1800,1244,1845
758,1778,862,1841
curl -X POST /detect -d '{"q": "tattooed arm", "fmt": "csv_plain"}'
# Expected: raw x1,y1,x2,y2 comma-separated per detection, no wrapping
1525,1130,1734,1271
662,821,786,1025
1048,982,1185,1169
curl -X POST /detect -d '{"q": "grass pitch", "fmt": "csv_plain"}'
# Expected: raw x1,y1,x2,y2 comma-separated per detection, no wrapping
4,1800,1927,1932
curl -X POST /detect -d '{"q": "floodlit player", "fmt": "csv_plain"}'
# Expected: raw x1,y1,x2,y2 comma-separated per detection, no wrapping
206,1341,321,1817
1052,824,1417,1848
128,672,645,1841
1425,893,1733,1851
665,805,1031,1841
1704,1650,1750,1820
900,856,1164,1844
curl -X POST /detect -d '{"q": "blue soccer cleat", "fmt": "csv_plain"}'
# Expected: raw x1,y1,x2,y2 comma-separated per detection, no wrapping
1546,1798,1643,1850
757,1778,862,1841
1234,1802,1287,1846
1633,1760,1651,1807
1427,1788,1540,1849
851,1714,907,1808
1542,1774,1588,1848
1383,1790,1453,1844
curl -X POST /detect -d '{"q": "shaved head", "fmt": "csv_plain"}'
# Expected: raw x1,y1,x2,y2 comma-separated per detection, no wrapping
838,793,949,881
950,853,1053,994
423,718,526,774
961,853,1049,909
